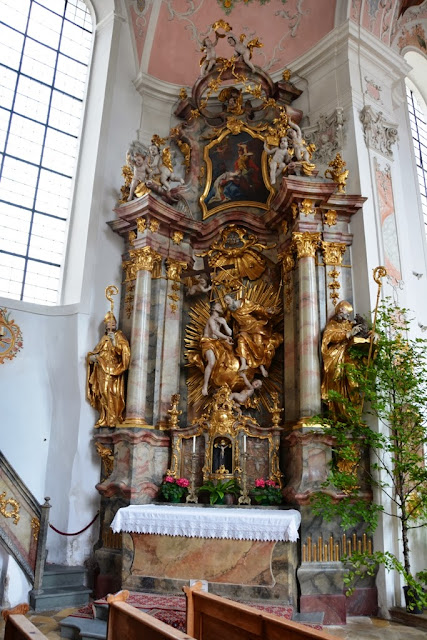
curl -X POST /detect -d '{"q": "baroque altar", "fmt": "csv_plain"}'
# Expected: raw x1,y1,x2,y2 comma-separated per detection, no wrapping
91,21,375,623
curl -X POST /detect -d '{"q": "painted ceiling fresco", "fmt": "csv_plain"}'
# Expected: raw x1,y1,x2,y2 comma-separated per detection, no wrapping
125,0,427,85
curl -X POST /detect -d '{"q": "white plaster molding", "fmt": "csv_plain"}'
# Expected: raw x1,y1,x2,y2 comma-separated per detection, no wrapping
360,105,398,158
291,21,411,87
140,0,161,74
133,71,182,104
96,8,126,33
303,108,347,165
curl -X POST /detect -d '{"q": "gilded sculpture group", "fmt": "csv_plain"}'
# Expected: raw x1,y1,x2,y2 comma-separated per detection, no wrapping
200,294,282,398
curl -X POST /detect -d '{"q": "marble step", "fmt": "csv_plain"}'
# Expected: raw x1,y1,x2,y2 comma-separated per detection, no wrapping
42,564,87,589
30,585,92,612
292,611,324,624
60,616,107,640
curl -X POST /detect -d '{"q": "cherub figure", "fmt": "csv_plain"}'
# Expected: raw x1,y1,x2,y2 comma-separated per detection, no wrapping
288,120,311,162
264,137,291,185
230,373,262,407
201,301,234,396
146,143,184,192
185,275,212,297
227,34,262,73
200,31,220,75
127,141,149,201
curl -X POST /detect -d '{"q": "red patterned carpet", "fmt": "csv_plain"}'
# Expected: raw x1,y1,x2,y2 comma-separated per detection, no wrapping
70,591,320,632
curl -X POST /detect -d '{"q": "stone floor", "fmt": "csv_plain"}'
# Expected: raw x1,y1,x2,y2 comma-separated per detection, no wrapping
1,606,427,640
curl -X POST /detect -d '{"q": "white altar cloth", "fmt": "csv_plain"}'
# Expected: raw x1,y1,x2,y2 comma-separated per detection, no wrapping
111,505,301,542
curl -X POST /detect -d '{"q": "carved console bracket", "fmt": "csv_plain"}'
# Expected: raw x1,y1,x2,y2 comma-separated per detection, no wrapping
360,105,398,159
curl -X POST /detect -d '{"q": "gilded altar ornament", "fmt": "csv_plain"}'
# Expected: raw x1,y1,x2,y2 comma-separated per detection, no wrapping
149,219,159,233
323,209,337,227
0,308,23,365
186,281,282,408
136,217,146,233
321,300,366,420
129,246,162,277
0,492,20,525
291,203,298,219
168,394,182,429
280,248,295,312
128,230,136,247
300,199,315,216
95,442,114,480
31,517,40,541
172,231,184,245
268,391,283,428
179,87,188,100
86,286,131,427
198,225,274,284
282,69,291,82
166,259,187,282
119,164,133,203
325,153,349,194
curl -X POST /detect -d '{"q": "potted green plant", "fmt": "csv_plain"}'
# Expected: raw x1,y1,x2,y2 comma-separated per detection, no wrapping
159,476,189,503
198,478,241,505
312,299,427,612
251,478,282,505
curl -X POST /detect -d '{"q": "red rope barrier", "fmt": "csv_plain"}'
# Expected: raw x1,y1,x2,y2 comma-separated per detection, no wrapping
49,511,99,536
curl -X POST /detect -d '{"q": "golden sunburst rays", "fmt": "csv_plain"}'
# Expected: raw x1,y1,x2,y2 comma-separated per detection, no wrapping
184,280,283,415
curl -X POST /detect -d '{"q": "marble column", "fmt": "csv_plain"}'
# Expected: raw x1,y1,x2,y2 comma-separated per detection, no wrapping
123,246,161,427
320,241,347,320
153,258,187,428
293,231,322,417
279,247,298,422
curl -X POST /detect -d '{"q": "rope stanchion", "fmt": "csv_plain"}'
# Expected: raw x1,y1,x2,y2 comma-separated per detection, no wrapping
49,511,99,536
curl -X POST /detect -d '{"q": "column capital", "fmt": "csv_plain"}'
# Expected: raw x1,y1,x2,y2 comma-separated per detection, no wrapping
166,258,187,281
292,232,321,259
129,246,162,276
320,241,347,266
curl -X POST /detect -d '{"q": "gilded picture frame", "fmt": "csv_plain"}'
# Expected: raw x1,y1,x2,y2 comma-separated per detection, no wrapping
200,123,274,220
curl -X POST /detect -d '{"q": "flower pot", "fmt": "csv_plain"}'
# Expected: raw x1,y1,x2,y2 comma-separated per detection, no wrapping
403,586,424,614
169,496,182,504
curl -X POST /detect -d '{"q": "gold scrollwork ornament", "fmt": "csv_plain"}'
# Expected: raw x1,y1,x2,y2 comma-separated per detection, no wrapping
0,492,20,525
0,308,23,365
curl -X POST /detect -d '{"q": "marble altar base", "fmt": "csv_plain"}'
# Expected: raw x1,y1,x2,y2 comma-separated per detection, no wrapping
121,532,298,603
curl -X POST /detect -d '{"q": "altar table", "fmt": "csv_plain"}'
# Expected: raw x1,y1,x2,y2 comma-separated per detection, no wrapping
110,505,301,601
111,504,301,542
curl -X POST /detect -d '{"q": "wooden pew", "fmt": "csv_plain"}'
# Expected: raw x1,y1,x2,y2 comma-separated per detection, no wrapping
106,591,195,640
4,615,47,640
184,583,338,640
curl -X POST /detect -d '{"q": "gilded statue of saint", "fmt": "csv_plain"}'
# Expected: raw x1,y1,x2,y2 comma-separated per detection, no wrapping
86,311,131,427
223,294,282,378
320,300,363,419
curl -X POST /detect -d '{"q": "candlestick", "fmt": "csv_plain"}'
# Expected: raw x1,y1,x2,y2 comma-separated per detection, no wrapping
186,452,198,504
238,451,251,505
192,435,196,453
243,435,247,453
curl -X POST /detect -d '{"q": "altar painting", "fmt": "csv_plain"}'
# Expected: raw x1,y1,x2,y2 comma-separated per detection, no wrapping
200,128,273,220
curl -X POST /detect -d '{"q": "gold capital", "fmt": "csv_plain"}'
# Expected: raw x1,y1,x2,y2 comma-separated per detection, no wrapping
321,241,347,266
292,232,321,259
129,246,162,275
166,258,187,282
136,217,147,233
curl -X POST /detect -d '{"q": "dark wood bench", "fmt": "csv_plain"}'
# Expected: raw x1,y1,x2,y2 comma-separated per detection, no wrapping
4,614,47,640
184,582,337,640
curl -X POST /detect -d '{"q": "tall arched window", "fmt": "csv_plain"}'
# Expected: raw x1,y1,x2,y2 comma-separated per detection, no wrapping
0,0,93,304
